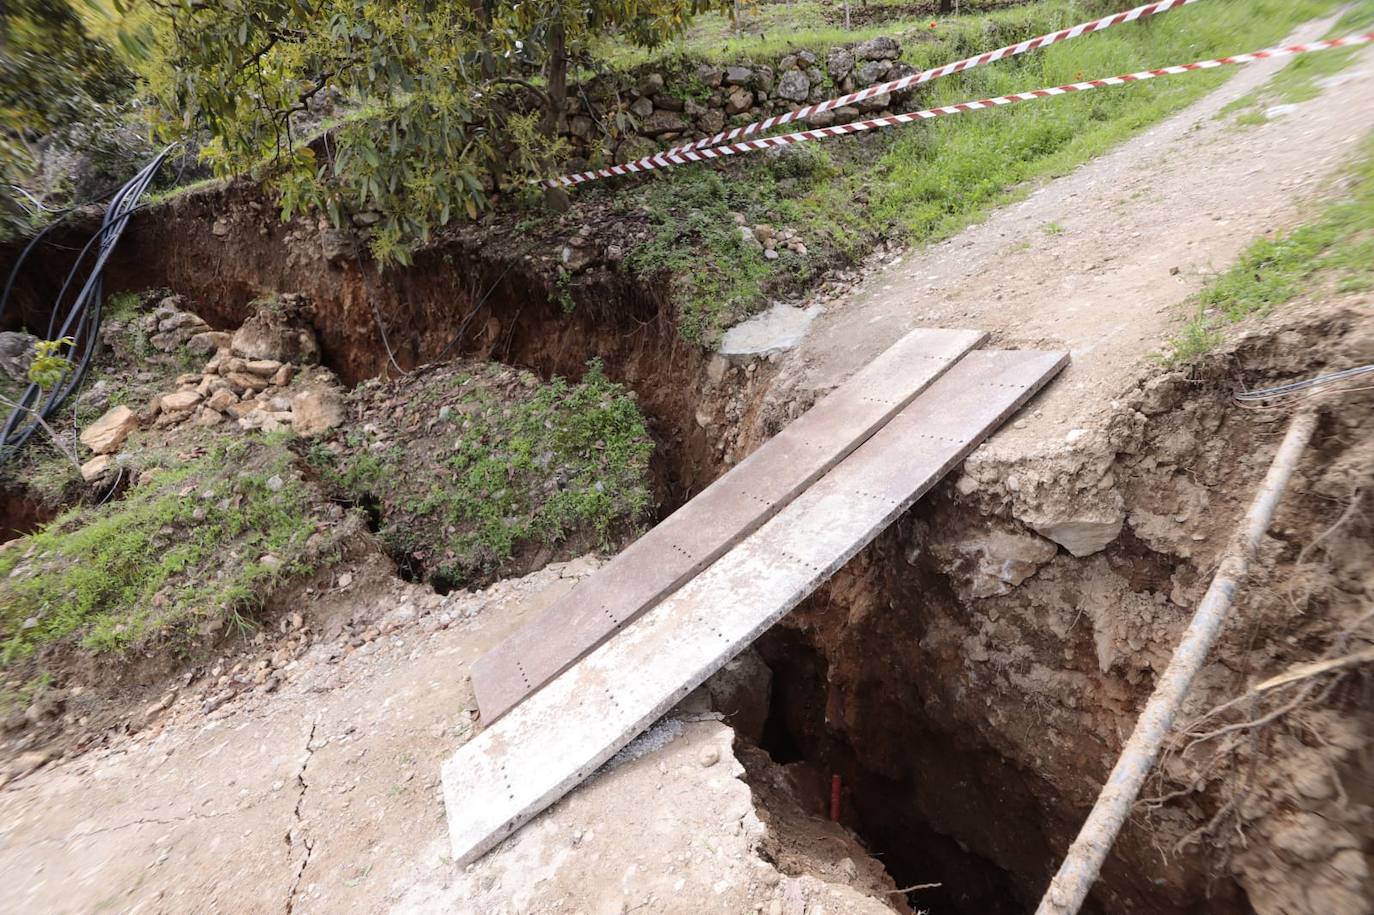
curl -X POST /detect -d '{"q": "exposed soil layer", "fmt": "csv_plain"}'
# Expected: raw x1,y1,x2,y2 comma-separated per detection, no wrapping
3,184,734,512
3,29,1372,913
0,484,55,543
754,304,1373,914
15,192,1371,915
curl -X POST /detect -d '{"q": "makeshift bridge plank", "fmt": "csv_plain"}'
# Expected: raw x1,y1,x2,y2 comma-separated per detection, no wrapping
471,327,986,721
443,348,1068,865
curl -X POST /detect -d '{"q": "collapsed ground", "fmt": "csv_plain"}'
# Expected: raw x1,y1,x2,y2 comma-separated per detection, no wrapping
2,6,1374,915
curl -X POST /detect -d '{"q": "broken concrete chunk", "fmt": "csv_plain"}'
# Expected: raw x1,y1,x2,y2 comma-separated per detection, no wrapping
79,405,138,454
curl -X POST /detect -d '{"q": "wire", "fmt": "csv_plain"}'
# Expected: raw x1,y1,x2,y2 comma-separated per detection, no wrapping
0,145,177,466
1234,364,1374,403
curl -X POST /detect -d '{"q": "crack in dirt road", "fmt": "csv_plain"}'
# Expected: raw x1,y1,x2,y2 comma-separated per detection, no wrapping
285,717,320,915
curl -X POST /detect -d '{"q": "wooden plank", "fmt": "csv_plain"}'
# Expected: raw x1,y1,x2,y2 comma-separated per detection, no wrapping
442,348,1068,865
470,327,987,721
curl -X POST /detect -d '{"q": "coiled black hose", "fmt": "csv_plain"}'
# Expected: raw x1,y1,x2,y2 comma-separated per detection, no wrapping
0,146,174,466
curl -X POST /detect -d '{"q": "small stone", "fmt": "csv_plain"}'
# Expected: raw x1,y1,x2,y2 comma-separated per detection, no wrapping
206,389,238,412
1033,512,1125,557
641,109,688,136
857,36,900,61
638,72,665,97
160,389,203,412
242,358,284,377
629,96,654,119
191,407,223,427
224,372,267,395
80,454,113,482
80,405,138,454
1294,767,1332,801
764,249,779,260
724,65,753,86
186,331,232,355
699,747,720,768
776,70,810,103
725,86,753,116
826,47,855,81
265,475,285,492
696,65,724,87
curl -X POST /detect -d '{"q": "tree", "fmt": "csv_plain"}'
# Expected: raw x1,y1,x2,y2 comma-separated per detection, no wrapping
0,0,134,220
144,0,725,263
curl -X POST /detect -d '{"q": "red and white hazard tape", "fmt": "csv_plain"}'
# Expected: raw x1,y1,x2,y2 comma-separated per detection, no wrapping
543,0,1200,189
545,31,1374,189
663,0,1200,158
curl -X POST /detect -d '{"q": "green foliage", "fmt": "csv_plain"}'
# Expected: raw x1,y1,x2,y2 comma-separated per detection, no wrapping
1221,1,1374,123
309,360,654,588
146,0,726,263
27,337,75,390
1166,134,1374,363
0,437,350,670
0,0,135,221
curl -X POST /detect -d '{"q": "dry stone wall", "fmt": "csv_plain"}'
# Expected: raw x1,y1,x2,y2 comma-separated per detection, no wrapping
558,36,920,172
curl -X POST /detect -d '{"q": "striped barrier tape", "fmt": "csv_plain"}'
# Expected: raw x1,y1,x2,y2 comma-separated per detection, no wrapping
545,31,1374,189
544,0,1202,189
663,0,1201,158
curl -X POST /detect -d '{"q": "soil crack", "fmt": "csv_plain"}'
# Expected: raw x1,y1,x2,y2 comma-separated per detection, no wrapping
285,716,320,915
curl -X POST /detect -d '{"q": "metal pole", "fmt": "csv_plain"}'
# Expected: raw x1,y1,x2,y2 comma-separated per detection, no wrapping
1035,409,1318,915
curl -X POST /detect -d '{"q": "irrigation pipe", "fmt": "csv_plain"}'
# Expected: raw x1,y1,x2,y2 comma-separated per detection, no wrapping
1034,409,1318,915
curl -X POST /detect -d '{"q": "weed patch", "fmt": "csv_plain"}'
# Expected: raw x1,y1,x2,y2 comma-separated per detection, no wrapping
0,436,355,678
1165,133,1374,363
307,359,653,590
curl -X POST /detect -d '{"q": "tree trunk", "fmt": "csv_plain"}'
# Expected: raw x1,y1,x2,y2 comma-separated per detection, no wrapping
543,22,568,138
540,22,572,212
939,0,954,12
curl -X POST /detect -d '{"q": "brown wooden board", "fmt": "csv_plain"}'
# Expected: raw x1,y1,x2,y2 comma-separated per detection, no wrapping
470,327,986,721
443,348,1068,865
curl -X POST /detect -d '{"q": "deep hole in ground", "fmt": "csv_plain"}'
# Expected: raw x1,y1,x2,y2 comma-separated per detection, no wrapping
85,192,1092,911
753,554,1061,915
4,184,1282,914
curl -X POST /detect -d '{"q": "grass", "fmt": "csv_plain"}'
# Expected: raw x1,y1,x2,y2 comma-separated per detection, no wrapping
595,0,1035,68
308,359,654,589
592,0,1348,343
0,435,353,673
1220,1,1374,122
1165,132,1374,363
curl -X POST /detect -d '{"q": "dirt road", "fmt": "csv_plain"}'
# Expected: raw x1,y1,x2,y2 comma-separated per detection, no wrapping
777,16,1374,454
